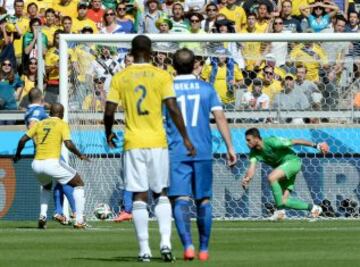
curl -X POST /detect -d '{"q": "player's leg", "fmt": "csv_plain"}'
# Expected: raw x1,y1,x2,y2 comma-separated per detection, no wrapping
61,183,76,216
32,160,52,229
149,148,174,262
66,173,86,227
53,183,68,224
194,160,213,261
168,161,194,259
124,149,151,261
114,189,133,222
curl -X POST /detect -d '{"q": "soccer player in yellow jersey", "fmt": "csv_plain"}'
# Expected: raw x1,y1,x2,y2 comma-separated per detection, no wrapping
14,103,89,229
104,35,195,262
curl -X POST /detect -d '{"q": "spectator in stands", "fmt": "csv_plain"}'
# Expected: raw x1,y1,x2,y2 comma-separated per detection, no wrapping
19,57,41,108
0,8,17,68
272,73,310,123
241,12,263,76
346,11,359,31
219,0,247,32
22,17,48,73
281,0,302,32
72,2,98,33
241,78,270,111
53,0,78,19
201,48,244,109
290,41,328,83
265,17,288,67
257,53,286,81
116,2,135,33
26,2,40,20
259,65,282,102
92,45,121,92
153,51,176,76
82,75,106,112
62,16,73,33
42,8,59,48
193,55,204,78
13,0,29,69
321,16,350,79
27,0,54,15
124,53,134,67
86,0,105,30
213,19,244,68
183,12,205,51
162,0,175,16
294,64,323,109
44,29,61,104
154,15,179,51
0,58,23,112
170,2,189,33
256,2,271,32
101,8,122,33
202,3,218,33
321,66,338,110
300,0,338,32
138,0,162,33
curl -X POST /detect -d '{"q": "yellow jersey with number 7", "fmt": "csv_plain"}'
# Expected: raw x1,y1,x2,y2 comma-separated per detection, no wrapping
107,63,175,150
26,117,71,160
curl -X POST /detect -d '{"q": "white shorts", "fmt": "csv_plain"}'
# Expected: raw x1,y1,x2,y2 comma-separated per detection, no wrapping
32,159,77,186
124,148,169,193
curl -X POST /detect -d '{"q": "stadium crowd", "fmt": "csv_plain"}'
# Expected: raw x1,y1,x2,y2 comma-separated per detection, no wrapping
0,0,360,118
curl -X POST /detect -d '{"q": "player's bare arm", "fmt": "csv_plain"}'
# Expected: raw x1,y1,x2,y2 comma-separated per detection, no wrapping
64,140,89,161
164,97,196,157
13,134,31,163
104,101,118,148
212,109,237,167
291,139,329,154
242,161,257,189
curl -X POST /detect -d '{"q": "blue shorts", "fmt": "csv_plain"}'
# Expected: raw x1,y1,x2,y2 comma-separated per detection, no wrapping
168,160,213,200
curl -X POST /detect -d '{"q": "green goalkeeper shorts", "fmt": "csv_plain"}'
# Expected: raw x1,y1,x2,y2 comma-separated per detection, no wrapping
276,158,302,191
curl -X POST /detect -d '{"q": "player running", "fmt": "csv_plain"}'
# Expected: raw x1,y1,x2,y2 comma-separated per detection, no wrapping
14,103,88,229
166,48,237,261
104,35,195,262
242,127,328,219
25,88,76,225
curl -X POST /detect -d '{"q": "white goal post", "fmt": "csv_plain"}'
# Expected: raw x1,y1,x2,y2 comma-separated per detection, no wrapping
59,33,360,220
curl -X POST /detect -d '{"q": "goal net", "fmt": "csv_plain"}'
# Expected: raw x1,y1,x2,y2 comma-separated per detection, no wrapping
60,33,360,220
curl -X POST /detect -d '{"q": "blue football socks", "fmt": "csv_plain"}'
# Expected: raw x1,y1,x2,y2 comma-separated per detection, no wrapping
173,199,193,250
53,183,64,215
123,190,133,213
196,202,212,252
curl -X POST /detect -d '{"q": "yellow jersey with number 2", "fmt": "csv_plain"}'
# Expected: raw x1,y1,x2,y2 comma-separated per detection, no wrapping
26,117,71,160
107,63,175,151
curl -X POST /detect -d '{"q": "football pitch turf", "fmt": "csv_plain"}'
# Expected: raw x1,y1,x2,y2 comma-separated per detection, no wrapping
1,220,360,267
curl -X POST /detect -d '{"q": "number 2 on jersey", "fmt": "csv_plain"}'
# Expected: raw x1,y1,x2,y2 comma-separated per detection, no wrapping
135,85,149,116
177,94,200,127
40,128,51,144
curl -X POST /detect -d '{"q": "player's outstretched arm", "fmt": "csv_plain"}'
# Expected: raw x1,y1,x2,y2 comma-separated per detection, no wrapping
64,140,89,161
291,139,329,154
164,97,196,157
212,109,237,167
104,101,118,148
13,134,31,163
242,161,257,189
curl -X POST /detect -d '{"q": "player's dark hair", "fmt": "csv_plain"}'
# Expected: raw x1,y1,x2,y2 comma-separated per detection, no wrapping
173,48,195,75
50,103,64,118
245,127,262,139
28,87,42,103
131,35,152,61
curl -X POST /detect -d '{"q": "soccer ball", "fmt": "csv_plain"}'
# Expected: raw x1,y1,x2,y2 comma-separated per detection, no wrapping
93,203,112,220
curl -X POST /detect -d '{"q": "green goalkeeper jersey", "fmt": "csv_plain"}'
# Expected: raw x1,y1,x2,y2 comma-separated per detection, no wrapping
249,136,299,168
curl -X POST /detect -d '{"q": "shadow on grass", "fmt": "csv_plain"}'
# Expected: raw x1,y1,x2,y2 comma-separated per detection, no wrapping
73,256,165,263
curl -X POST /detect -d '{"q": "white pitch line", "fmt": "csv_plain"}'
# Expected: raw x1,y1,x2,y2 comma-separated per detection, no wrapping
1,227,360,233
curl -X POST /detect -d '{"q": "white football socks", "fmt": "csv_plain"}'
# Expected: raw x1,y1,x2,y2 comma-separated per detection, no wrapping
40,186,51,218
133,201,151,256
154,196,172,249
73,186,85,224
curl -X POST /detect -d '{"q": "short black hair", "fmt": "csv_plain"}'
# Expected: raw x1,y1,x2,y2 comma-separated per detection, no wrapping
28,88,42,103
173,48,195,75
335,15,347,24
131,35,152,56
245,127,262,139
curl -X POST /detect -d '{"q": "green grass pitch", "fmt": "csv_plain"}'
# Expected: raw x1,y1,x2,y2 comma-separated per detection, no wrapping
1,220,360,267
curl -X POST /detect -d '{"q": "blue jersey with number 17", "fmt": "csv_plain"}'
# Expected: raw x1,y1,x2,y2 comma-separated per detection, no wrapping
165,74,223,162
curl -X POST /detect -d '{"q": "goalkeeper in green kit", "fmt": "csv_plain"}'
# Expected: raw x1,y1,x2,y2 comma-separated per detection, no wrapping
242,128,329,219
